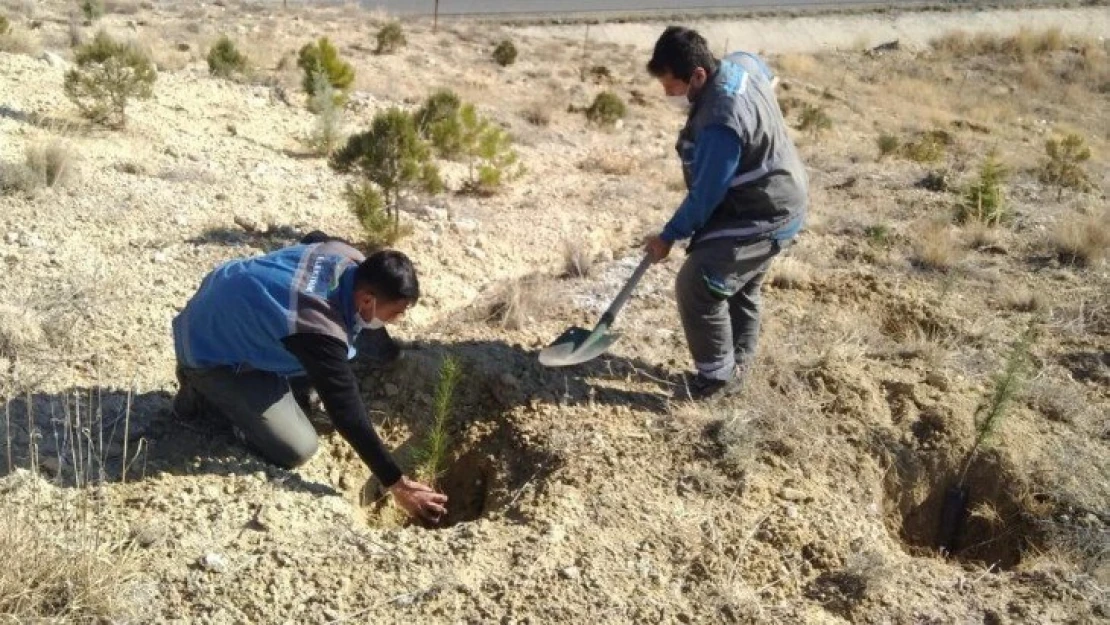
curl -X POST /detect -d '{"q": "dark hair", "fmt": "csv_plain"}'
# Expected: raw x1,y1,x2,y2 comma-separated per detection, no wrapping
646,26,717,81
354,250,420,304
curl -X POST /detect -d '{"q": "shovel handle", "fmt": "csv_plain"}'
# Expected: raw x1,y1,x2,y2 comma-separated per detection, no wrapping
600,253,653,326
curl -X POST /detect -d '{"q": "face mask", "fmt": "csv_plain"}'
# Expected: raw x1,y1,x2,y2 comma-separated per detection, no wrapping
355,300,386,333
667,93,690,110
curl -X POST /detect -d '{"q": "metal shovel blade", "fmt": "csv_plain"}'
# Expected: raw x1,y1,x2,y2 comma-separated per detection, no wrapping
538,324,619,367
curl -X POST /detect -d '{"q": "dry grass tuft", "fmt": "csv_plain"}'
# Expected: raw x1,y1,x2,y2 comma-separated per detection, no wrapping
482,275,559,330
998,286,1044,313
1049,212,1109,267
775,53,817,78
1024,375,1088,424
931,27,1071,61
0,498,146,621
521,101,553,127
0,23,37,55
910,221,963,272
25,140,75,188
769,257,811,289
0,301,45,358
962,221,1001,251
580,149,637,176
562,240,594,278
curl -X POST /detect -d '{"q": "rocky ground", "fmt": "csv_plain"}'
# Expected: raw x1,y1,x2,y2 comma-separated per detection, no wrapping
0,1,1107,623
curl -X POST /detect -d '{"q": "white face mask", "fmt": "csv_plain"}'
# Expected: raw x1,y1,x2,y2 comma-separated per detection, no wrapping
667,93,690,110
355,300,386,333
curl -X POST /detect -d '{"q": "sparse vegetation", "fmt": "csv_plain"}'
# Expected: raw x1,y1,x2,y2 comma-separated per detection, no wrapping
562,240,594,278
0,14,8,35
797,103,832,140
0,504,144,621
1049,211,1109,267
911,220,962,272
25,141,74,188
375,22,406,55
0,16,36,54
585,91,626,128
1000,286,1044,313
877,132,899,159
415,90,464,158
916,169,951,192
492,39,518,66
344,182,408,250
80,0,104,22
1039,133,1093,200
956,152,1008,226
64,30,157,129
521,101,552,127
769,257,811,289
297,37,354,108
413,356,462,486
458,104,521,195
900,130,951,163
330,108,442,242
580,149,636,176
0,161,38,195
485,276,556,330
304,71,344,156
207,35,248,79
931,27,1069,61
864,223,890,247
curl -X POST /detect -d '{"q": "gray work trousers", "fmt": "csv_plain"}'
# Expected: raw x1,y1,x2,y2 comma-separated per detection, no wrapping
175,366,319,468
675,237,784,381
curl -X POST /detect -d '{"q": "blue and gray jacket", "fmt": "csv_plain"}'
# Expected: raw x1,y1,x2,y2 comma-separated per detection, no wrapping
173,241,365,376
666,51,809,248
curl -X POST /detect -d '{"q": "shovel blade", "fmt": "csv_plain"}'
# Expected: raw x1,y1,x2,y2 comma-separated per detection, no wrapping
538,325,619,367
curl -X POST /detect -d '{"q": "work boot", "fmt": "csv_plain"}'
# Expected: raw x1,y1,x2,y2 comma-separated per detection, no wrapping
677,371,743,401
172,367,205,420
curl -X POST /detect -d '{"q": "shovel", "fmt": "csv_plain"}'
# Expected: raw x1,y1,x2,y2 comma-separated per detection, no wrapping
539,254,653,367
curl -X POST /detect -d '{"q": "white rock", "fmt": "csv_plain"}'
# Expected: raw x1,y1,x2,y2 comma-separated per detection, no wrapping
465,246,486,260
559,566,581,580
200,552,229,573
452,218,480,234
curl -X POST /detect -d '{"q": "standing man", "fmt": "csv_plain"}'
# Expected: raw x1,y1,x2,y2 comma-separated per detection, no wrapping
172,235,447,523
643,26,808,400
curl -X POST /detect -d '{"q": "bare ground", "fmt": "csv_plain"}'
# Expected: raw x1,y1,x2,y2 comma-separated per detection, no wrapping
0,1,1107,623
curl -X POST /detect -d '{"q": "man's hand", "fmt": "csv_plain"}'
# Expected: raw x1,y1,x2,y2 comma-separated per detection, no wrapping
644,234,673,263
389,476,448,524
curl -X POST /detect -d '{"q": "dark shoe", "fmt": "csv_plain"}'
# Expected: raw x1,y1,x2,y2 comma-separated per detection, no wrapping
678,372,742,401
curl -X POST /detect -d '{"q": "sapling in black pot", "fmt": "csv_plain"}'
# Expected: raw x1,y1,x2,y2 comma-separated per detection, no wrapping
938,321,1037,557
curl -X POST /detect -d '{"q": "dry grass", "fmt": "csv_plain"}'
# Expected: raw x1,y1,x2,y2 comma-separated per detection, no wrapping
521,100,553,127
0,23,37,55
931,27,1071,61
562,240,594,278
1024,375,1088,424
768,257,811,289
962,221,1001,250
580,149,637,176
910,221,963,272
998,286,1044,313
0,498,146,621
1049,212,1109,267
25,140,75,188
775,53,817,78
482,275,559,331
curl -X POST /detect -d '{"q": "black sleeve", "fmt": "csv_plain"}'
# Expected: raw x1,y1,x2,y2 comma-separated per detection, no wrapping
281,333,403,488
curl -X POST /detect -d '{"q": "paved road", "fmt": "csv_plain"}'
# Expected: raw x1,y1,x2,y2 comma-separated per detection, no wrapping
359,0,961,16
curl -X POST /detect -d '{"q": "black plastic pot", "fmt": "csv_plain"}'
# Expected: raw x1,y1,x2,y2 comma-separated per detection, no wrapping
938,483,970,556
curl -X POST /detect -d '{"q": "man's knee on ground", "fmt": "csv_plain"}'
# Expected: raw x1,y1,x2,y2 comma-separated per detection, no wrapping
270,432,320,469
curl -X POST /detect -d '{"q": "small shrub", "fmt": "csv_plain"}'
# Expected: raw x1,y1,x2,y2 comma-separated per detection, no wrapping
1040,133,1093,200
0,14,9,35
877,132,899,159
769,257,811,289
345,182,410,249
900,130,950,163
0,162,38,195
0,19,36,55
916,169,951,192
304,71,344,156
492,39,517,66
415,90,464,158
80,0,104,22
585,91,626,128
1000,287,1044,313
413,356,462,486
458,104,520,196
64,30,157,129
330,108,442,234
297,37,354,107
796,103,831,140
580,149,636,176
25,141,73,188
585,65,613,84
956,152,1008,226
864,223,890,247
375,22,405,55
563,240,594,278
207,35,248,78
1050,212,1109,267
962,221,1001,250
521,101,552,127
486,276,556,330
911,220,962,272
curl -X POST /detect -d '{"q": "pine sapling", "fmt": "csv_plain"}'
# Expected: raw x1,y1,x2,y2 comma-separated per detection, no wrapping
413,356,462,486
